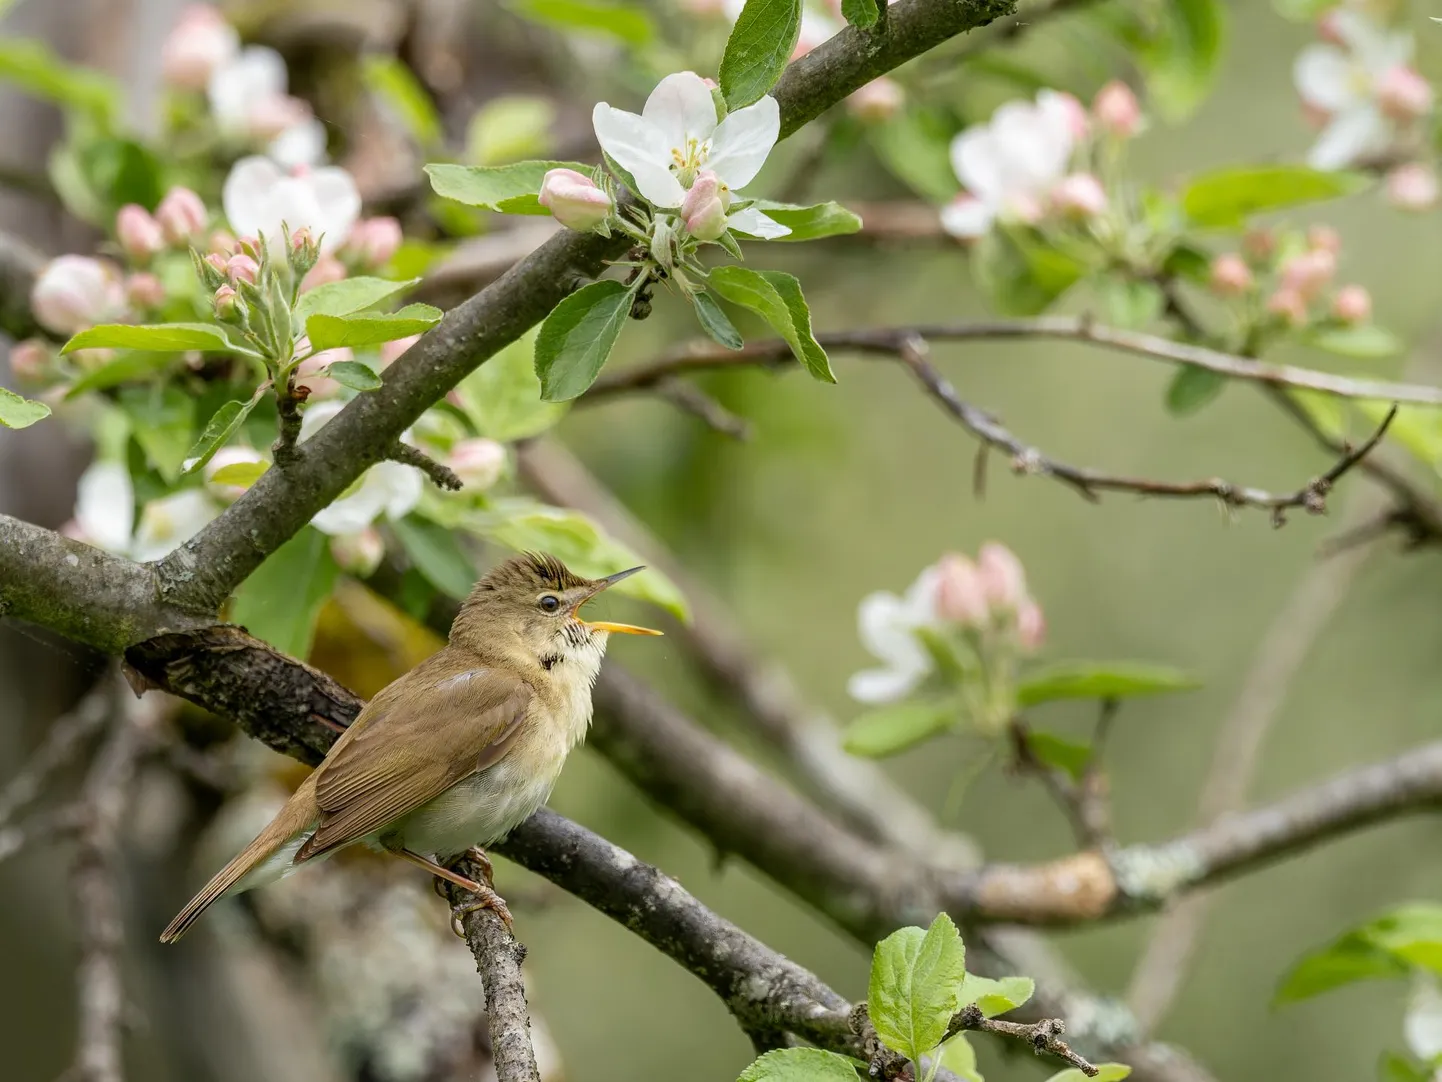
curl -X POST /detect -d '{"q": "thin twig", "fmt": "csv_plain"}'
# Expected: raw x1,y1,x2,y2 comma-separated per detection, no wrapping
388,440,462,490
654,378,753,439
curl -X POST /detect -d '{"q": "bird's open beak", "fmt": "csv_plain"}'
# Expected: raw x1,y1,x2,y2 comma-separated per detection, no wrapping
575,566,664,636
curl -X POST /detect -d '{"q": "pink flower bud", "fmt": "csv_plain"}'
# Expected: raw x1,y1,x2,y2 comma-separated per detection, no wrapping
203,252,228,277
8,338,52,386
245,95,312,140
977,542,1028,611
1306,223,1341,255
155,186,207,244
1093,80,1141,138
226,253,259,284
846,77,905,123
1050,173,1107,220
934,554,989,626
1332,284,1372,324
681,170,729,241
701,77,719,90
236,235,262,260
203,445,266,502
207,230,236,255
344,217,403,268
1266,288,1309,327
380,334,420,366
301,256,347,292
125,272,165,309
1209,254,1253,296
1052,91,1090,142
1377,66,1433,121
30,256,125,336
161,5,238,91
538,167,614,232
1317,10,1346,46
1280,248,1336,301
1242,227,1276,264
447,438,507,490
213,283,240,319
330,527,385,577
1386,163,1439,211
1016,600,1046,652
115,204,164,261
290,226,314,252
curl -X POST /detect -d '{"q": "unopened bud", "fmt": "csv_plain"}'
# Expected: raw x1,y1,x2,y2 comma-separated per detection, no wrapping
161,4,238,91
1267,288,1310,327
1306,223,1341,255
846,78,905,123
1209,254,1253,296
7,339,52,386
447,438,507,490
343,217,403,268
681,170,729,241
1332,284,1372,324
208,230,237,255
116,204,165,261
1377,65,1433,121
537,167,614,232
226,253,260,284
1050,173,1107,219
934,554,989,626
1051,91,1090,142
125,272,166,309
300,256,346,292
155,186,207,245
213,283,241,321
977,542,1028,611
1280,248,1336,300
30,256,125,336
330,527,385,577
1242,227,1276,264
1093,80,1141,138
1016,600,1046,652
1386,162,1439,211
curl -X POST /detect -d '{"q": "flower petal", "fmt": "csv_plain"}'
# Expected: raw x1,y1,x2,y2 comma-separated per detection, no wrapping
1293,45,1358,111
726,207,790,239
1406,973,1442,1062
130,490,218,563
208,45,287,128
592,103,686,207
75,461,134,553
848,665,923,705
940,194,994,238
950,127,1006,203
376,461,424,520
857,590,928,670
311,472,392,535
306,166,362,252
268,117,328,169
1307,105,1387,170
706,94,780,190
642,71,718,149
222,155,286,238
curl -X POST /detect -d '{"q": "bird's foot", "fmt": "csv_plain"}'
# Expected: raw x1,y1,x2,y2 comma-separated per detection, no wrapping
450,884,514,937
459,845,496,886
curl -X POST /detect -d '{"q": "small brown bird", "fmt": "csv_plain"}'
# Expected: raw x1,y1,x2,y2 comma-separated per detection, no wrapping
160,552,661,943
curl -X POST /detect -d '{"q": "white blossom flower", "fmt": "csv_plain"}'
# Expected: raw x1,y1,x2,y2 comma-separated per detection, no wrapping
208,44,328,167
162,4,239,91
1406,972,1442,1066
71,461,218,562
300,401,423,535
847,564,944,704
30,256,125,336
942,90,1079,239
1293,9,1422,169
592,71,789,239
222,156,361,254
131,490,219,562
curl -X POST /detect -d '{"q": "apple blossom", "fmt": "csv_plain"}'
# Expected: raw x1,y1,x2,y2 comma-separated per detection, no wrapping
155,186,208,244
1209,254,1253,296
1332,284,1372,323
1386,162,1439,210
592,71,789,239
125,272,166,309
330,527,385,577
934,554,989,626
213,283,240,320
299,401,423,535
204,445,267,502
116,204,164,260
7,339,52,385
1242,227,1276,263
161,5,239,92
846,78,905,123
1405,974,1442,1065
978,542,1028,611
942,90,1078,239
1093,80,1141,138
343,217,403,267
1267,288,1310,327
1305,223,1341,254
30,256,125,336
537,168,614,232
1376,65,1433,121
131,490,219,563
73,461,135,554
1280,248,1336,300
1050,92,1090,141
680,170,728,241
226,253,259,284
448,438,507,490
1016,600,1046,652
208,45,328,167
301,256,348,292
223,156,361,255
847,562,944,704
1051,173,1107,219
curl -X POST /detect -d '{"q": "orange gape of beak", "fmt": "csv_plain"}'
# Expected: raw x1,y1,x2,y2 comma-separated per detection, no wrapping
574,566,664,636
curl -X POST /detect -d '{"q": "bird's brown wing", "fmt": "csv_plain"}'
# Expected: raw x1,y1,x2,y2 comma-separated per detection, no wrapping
294,662,532,863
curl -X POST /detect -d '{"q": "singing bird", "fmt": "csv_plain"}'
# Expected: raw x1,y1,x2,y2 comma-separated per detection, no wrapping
160,552,662,943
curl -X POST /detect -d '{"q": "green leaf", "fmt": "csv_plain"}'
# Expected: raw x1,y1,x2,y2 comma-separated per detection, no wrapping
737,1047,861,1082
1098,277,1164,329
1275,932,1409,1004
1360,904,1442,972
708,266,835,383
973,228,1086,316
1165,365,1226,416
466,96,557,166
1046,1066,1130,1082
294,277,420,321
361,55,442,148
1307,325,1403,360
535,280,634,401
1182,165,1368,229
180,389,264,475
1354,401,1442,473
1018,661,1201,707
868,914,967,1064
65,351,179,397
0,38,118,124
1162,243,1214,284
867,110,960,202
326,360,384,392
1135,0,1226,122
391,515,478,599
425,161,594,213
118,386,194,482
505,0,655,47
454,326,568,441
1025,731,1093,782
1379,1052,1431,1082
0,387,51,429
473,500,689,621
720,0,801,109
210,461,268,488
61,323,236,355
937,1034,983,1082
229,527,340,658
841,0,880,28
693,291,744,350
957,974,1034,1018
72,137,165,217
749,200,864,241
304,304,443,351
844,700,956,758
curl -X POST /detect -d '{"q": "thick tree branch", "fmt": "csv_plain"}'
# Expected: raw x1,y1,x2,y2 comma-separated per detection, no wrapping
153,0,1021,613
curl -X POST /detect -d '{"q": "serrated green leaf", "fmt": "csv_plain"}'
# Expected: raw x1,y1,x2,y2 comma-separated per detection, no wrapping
708,266,834,382
426,161,594,212
535,280,634,401
957,974,1034,1018
1307,324,1402,360
938,1034,983,1082
736,1047,861,1082
1182,165,1368,229
1165,365,1226,416
693,291,744,350
1026,731,1093,781
1046,1065,1130,1082
466,96,557,166
749,200,864,241
0,38,118,124
294,277,420,321
867,110,960,202
720,0,801,109
841,0,879,28
62,323,236,355
118,386,194,482
304,304,443,351
505,0,655,46
210,461,268,487
180,387,265,475
0,386,51,429
868,914,967,1064
1018,661,1200,707
844,700,956,758
391,515,478,599
455,326,568,441
361,55,442,148
230,527,339,657
325,360,384,392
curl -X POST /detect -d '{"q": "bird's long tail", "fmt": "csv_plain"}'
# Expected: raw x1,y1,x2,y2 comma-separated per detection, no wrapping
160,774,319,944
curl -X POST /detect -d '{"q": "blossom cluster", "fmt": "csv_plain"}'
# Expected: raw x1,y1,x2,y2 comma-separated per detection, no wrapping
1207,222,1373,330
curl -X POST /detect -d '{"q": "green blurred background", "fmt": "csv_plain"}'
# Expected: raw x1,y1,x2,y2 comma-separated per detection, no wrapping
5,1,1442,1080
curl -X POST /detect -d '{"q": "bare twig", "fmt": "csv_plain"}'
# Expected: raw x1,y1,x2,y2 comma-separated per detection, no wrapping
387,440,463,490
653,378,753,439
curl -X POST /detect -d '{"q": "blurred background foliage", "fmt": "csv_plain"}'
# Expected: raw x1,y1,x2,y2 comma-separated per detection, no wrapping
4,1,1442,1081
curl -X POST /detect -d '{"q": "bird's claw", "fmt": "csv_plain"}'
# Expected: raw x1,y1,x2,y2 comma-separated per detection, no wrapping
450,887,514,937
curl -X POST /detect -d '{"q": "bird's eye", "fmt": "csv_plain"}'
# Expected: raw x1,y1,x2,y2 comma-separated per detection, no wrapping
538,594,561,613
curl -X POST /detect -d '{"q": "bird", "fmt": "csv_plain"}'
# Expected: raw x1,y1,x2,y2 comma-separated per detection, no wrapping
160,551,662,943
